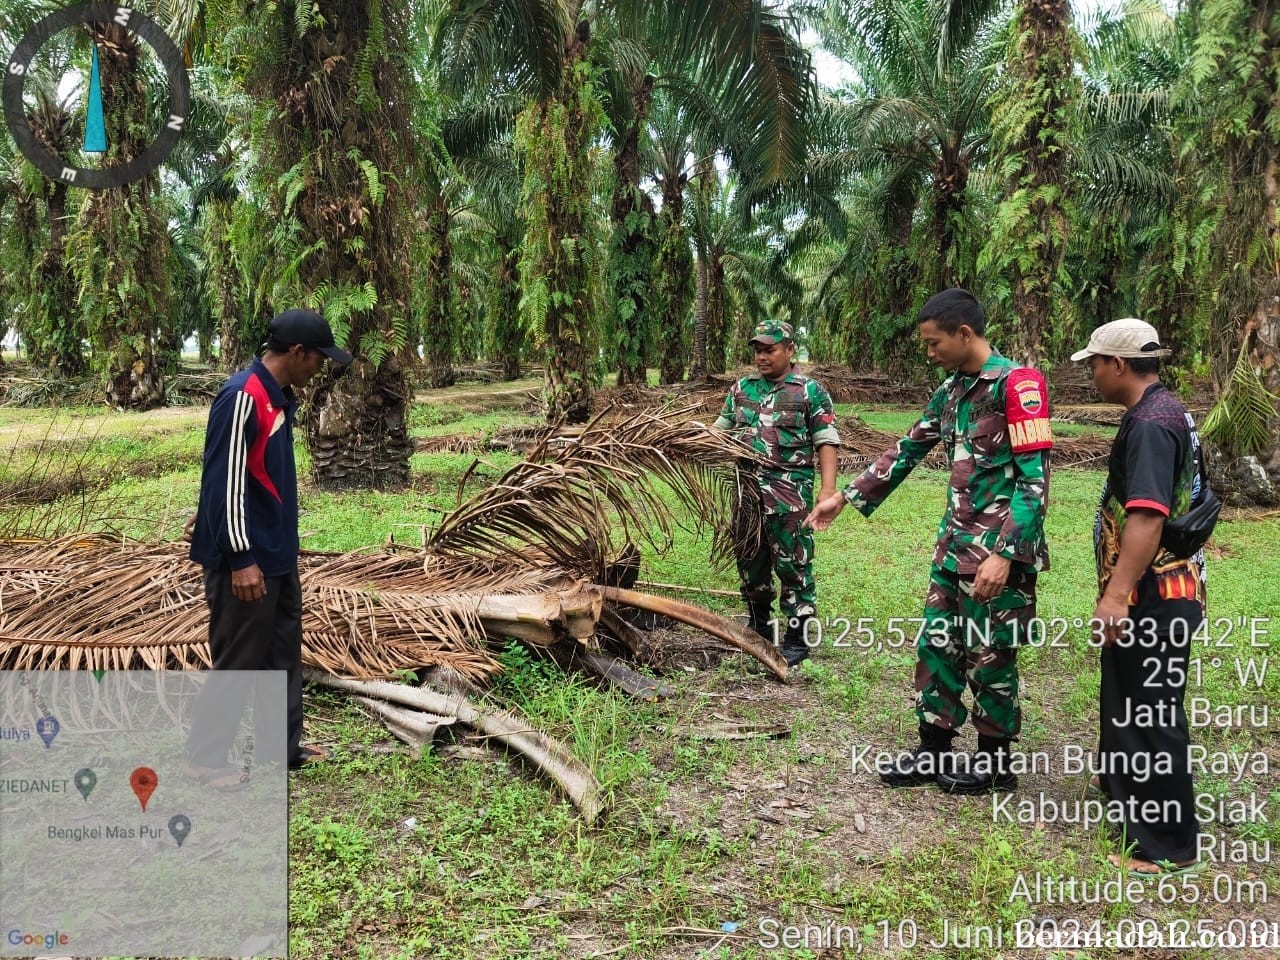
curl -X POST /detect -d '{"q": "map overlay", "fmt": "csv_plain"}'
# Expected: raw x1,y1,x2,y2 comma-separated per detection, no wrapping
0,671,287,957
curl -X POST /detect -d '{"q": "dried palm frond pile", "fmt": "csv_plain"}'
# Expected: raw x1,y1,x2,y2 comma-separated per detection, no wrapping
0,408,781,674
0,408,790,820
0,368,102,407
413,432,488,455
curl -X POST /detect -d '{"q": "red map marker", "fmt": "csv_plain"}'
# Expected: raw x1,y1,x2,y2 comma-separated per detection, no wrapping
130,767,158,812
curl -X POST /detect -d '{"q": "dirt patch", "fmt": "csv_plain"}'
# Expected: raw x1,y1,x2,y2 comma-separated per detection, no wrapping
600,637,1280,959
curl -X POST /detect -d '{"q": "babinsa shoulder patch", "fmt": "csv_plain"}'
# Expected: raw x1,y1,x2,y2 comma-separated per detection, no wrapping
1005,367,1053,451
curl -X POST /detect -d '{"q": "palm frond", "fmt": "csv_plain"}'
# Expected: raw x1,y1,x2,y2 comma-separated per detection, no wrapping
0,410,776,680
441,93,522,162
1202,338,1279,458
433,0,569,100
423,406,765,578
0,538,501,678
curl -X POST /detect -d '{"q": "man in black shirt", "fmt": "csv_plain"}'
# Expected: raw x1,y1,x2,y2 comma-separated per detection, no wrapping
1072,318,1204,874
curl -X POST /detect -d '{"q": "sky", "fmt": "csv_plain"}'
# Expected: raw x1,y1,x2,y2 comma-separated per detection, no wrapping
807,0,1140,90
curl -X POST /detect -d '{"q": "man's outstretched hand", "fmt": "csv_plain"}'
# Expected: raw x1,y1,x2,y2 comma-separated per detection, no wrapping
805,492,846,531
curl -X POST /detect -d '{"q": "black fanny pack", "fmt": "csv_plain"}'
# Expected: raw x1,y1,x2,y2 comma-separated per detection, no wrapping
1160,448,1221,557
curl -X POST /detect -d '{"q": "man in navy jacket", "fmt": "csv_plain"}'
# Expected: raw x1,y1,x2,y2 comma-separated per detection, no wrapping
187,309,351,777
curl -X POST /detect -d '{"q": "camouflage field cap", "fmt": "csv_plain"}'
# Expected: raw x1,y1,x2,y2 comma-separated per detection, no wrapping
749,319,794,345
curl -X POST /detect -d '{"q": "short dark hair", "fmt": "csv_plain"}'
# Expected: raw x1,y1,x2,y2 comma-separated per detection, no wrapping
1127,342,1163,375
918,287,986,336
266,338,302,355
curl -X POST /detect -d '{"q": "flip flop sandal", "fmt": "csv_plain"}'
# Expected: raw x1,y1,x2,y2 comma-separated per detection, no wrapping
289,744,330,769
181,761,248,791
1111,854,1201,879
1139,859,1201,878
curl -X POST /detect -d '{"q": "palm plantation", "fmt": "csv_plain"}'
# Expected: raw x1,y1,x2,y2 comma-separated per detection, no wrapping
0,0,1276,495
2,3,1280,956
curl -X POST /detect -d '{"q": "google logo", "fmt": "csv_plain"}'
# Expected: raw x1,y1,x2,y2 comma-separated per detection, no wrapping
6,929,69,948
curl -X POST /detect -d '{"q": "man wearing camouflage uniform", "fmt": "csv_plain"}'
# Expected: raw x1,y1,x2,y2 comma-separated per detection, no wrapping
807,289,1051,792
714,320,840,666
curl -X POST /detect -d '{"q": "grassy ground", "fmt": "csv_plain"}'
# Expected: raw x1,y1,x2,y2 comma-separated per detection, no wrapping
1,384,1277,959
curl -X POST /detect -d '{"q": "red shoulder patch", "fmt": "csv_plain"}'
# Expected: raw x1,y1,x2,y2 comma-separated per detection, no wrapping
1005,367,1053,452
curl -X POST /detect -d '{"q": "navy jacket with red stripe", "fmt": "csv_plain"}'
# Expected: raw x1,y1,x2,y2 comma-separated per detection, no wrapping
190,358,300,576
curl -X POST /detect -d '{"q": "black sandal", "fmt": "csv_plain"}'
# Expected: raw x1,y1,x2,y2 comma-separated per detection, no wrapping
288,744,330,769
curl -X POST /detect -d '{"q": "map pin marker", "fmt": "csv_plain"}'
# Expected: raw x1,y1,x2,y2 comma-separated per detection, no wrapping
130,767,158,812
74,768,97,801
36,716,59,748
168,814,191,847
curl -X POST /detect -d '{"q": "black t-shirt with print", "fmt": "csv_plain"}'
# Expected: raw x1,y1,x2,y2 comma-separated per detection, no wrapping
1095,382,1205,636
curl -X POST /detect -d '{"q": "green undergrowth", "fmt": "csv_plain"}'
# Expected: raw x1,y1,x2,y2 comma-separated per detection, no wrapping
411,402,542,439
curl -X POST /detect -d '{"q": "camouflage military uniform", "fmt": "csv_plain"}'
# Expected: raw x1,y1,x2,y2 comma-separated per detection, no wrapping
843,353,1051,738
715,371,841,629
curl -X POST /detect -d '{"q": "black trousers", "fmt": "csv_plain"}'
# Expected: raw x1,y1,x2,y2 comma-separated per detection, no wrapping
186,568,304,768
1098,610,1200,864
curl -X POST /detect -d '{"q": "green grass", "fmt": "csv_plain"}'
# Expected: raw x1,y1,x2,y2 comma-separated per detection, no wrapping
1,393,1275,959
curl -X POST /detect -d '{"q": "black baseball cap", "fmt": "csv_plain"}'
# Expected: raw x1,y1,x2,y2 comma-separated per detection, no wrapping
268,309,353,364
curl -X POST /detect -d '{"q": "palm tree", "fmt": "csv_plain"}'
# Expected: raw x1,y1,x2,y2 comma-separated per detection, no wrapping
436,0,815,419
160,55,257,373
689,173,805,375
1071,2,1180,336
3,48,84,375
419,175,464,389
804,0,1000,292
605,71,657,386
648,95,698,384
446,123,528,381
64,18,172,409
603,5,813,386
0,6,94,377
417,89,530,388
979,0,1080,365
215,0,420,488
1182,0,1280,503
437,3,595,420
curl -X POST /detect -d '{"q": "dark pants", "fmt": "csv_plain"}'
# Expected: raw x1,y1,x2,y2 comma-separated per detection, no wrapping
186,568,304,768
1099,608,1200,864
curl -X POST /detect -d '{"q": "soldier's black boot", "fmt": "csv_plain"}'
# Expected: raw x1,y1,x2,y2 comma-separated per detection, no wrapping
780,616,813,666
745,598,775,642
937,734,1018,794
879,723,957,787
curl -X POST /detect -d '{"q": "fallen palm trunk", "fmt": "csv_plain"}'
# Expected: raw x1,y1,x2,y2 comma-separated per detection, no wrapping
355,696,458,749
675,720,790,740
545,642,675,701
476,585,602,644
307,670,605,824
602,586,788,680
